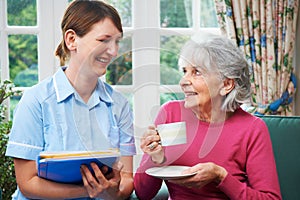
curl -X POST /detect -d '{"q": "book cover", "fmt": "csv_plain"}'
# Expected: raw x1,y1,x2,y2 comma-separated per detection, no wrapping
37,149,120,183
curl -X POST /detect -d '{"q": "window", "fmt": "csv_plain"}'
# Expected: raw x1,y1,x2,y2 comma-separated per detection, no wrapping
1,0,68,116
1,0,219,151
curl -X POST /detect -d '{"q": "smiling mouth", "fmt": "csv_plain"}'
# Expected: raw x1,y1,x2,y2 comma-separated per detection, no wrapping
96,57,110,64
185,92,198,97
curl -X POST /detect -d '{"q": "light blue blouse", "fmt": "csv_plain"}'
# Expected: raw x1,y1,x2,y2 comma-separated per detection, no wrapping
6,67,136,200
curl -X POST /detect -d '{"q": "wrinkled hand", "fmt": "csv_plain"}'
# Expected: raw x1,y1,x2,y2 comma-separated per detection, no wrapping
140,125,165,164
169,162,227,188
80,161,124,199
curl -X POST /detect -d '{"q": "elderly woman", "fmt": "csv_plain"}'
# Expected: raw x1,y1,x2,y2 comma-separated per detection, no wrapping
134,33,282,200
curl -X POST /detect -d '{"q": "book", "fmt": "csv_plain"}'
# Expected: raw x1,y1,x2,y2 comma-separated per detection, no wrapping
37,149,120,183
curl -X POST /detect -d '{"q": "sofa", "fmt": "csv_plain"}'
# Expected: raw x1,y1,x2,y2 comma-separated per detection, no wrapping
1,116,298,200
261,115,300,200
130,115,300,200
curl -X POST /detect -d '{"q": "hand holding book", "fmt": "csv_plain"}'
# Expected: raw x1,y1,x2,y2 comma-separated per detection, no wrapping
37,149,120,183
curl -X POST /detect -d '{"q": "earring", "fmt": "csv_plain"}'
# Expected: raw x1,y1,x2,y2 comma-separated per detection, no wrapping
220,88,226,96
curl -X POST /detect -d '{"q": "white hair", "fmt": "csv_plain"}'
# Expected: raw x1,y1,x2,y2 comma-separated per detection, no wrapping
178,32,252,112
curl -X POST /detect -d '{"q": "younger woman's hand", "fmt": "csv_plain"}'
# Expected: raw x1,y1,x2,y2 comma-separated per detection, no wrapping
80,161,124,200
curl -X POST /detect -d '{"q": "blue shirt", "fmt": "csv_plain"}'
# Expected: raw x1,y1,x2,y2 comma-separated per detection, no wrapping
6,67,136,200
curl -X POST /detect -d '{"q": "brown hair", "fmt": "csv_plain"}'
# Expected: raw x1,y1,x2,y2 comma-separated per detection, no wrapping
55,0,123,66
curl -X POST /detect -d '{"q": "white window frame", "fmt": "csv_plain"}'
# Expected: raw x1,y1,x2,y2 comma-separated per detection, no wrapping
1,0,300,172
0,0,67,83
0,0,67,116
0,0,220,167
130,0,220,145
1,0,220,122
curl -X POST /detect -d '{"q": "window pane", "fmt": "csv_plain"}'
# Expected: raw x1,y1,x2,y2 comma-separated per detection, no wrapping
106,36,132,85
106,0,132,27
160,92,184,105
9,34,38,87
7,0,37,26
200,0,218,27
160,0,192,28
160,35,189,85
10,95,21,118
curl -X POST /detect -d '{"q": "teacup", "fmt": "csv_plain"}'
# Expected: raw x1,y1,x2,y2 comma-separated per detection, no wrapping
156,121,187,146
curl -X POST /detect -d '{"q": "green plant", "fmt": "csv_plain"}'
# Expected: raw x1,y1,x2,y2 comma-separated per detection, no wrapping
0,80,21,200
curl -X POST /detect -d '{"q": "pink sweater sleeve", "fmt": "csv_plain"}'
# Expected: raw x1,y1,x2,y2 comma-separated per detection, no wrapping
218,118,282,200
134,103,171,200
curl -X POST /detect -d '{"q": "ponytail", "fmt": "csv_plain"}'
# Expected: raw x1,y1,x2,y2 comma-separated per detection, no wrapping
55,41,68,66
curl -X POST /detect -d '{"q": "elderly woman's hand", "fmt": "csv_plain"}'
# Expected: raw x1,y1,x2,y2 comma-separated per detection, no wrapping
140,125,165,164
169,162,228,188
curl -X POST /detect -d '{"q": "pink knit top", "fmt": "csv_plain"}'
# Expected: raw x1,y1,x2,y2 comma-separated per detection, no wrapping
134,100,281,200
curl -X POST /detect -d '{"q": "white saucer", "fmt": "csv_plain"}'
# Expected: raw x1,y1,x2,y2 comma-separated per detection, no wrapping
145,165,197,180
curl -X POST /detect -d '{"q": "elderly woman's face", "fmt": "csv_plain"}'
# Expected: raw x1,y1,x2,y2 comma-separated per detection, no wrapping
179,65,223,110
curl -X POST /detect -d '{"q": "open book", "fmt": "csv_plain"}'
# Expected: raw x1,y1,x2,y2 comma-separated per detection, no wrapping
37,149,120,183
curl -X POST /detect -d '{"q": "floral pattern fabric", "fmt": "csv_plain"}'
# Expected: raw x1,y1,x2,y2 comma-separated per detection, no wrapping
214,0,298,115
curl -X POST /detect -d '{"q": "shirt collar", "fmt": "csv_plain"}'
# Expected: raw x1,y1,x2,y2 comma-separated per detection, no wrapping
95,78,114,104
53,67,74,103
53,67,113,104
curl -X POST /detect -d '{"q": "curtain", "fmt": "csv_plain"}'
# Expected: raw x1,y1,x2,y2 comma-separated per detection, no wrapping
214,0,298,116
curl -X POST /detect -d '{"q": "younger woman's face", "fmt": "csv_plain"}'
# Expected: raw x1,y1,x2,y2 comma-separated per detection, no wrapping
73,17,122,77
